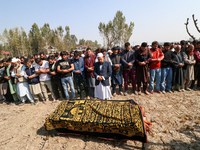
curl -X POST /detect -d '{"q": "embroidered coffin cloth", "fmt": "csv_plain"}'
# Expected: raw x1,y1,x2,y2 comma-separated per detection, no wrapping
44,99,147,143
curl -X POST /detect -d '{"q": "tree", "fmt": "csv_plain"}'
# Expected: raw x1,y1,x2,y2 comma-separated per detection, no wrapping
185,14,200,40
29,23,43,54
98,11,134,48
40,23,51,46
79,38,85,45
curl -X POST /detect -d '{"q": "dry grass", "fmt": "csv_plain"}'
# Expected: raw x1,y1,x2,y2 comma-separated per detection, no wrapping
0,87,200,150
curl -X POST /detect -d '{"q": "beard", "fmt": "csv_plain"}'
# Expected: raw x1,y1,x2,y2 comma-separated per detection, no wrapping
14,63,19,69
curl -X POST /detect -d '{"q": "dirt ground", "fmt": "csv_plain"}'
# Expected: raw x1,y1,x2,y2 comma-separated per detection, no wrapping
1,87,200,150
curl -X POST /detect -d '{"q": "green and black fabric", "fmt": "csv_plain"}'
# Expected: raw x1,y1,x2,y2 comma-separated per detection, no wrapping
44,99,148,143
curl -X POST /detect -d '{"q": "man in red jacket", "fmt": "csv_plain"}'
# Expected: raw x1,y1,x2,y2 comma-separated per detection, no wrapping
149,41,164,94
84,48,96,98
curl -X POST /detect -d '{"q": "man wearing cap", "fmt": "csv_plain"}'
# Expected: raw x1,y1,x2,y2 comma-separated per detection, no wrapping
121,42,137,95
94,53,112,100
110,47,124,96
107,50,113,56
161,42,177,93
11,58,35,105
135,42,152,95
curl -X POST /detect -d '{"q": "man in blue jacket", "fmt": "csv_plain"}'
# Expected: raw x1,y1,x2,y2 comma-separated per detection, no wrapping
94,53,112,100
72,51,89,99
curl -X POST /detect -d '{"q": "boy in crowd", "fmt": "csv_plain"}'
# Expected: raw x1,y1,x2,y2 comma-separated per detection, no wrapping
35,58,56,103
24,58,44,104
57,51,75,99
48,55,65,100
72,51,89,99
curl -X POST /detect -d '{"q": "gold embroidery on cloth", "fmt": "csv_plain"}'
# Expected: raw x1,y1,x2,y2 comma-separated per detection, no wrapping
45,100,144,138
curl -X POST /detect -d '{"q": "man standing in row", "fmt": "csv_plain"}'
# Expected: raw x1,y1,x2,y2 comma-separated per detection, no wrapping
48,55,65,100
110,47,123,96
84,48,96,98
183,44,196,91
57,51,75,99
35,58,56,103
135,42,152,95
149,41,164,94
94,53,112,100
191,41,200,90
121,42,137,95
161,42,177,93
172,45,184,92
72,51,89,99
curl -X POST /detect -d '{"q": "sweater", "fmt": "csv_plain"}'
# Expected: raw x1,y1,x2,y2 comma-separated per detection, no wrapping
149,48,164,69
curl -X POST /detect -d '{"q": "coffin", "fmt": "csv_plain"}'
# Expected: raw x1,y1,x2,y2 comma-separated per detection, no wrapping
44,99,151,143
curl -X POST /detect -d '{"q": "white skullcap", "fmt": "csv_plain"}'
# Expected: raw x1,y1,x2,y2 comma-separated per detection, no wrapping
108,50,113,53
16,58,21,62
97,53,104,58
11,58,18,63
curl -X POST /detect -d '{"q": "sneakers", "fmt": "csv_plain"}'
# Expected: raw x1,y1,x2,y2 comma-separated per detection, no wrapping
157,91,162,94
162,91,166,94
166,90,172,93
150,91,154,94
186,88,191,91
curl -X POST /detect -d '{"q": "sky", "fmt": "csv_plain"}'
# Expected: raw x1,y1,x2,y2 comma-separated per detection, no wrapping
0,0,200,46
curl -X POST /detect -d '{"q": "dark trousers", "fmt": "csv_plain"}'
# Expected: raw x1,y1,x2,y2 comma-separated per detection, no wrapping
137,81,148,92
123,69,136,92
88,87,94,97
191,66,200,88
75,75,89,97
113,84,123,93
4,84,14,102
51,80,66,99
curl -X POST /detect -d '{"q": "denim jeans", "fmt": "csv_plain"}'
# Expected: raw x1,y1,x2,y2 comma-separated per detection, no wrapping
161,67,173,91
61,76,75,98
149,68,161,91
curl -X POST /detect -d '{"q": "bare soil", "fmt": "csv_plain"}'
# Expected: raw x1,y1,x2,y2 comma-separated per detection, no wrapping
1,88,200,150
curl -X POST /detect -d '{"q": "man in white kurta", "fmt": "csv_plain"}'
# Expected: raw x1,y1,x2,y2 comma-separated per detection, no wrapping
11,58,35,105
94,53,112,100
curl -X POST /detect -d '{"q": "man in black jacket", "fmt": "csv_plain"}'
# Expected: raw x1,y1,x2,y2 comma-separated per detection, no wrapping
161,42,177,94
48,55,65,100
110,47,123,96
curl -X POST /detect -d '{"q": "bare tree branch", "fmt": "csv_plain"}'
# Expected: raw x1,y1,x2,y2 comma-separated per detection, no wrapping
185,18,196,40
192,14,200,33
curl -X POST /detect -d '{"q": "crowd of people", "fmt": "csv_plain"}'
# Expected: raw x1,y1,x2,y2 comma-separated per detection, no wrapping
0,40,200,105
